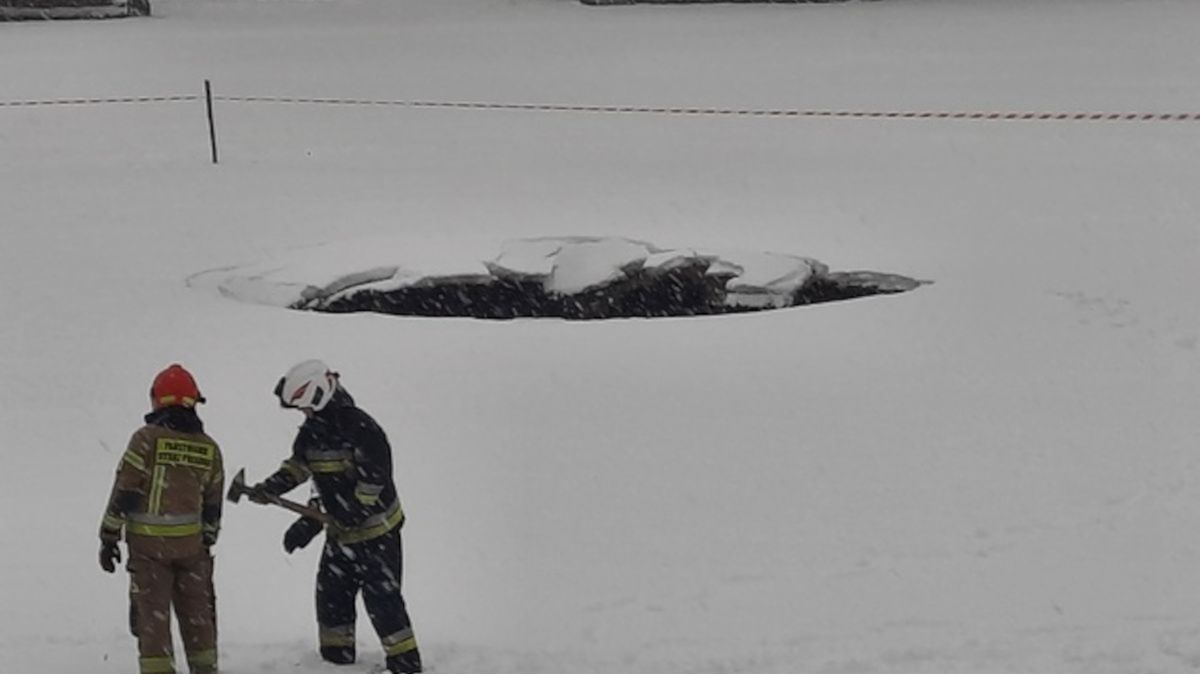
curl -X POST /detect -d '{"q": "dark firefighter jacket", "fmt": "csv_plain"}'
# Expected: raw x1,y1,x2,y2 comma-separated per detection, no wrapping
100,407,225,559
260,389,405,544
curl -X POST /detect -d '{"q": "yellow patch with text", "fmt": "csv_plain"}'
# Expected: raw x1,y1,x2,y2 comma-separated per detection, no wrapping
155,438,215,469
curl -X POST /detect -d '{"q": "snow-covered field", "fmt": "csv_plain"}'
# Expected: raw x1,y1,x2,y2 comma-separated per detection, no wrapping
3,0,1200,672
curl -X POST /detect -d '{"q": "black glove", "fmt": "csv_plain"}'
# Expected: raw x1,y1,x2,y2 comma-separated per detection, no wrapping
283,516,323,553
100,540,121,573
202,529,219,548
247,483,271,505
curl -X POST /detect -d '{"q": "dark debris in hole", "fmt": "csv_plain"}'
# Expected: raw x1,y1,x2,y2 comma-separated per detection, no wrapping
299,260,925,321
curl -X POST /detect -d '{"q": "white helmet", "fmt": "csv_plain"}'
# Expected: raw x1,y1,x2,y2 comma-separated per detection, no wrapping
274,359,339,411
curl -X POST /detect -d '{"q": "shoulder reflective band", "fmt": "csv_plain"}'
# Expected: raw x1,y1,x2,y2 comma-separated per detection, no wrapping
305,450,353,474
281,458,311,482
122,450,149,473
309,460,352,474
354,482,384,506
305,450,353,461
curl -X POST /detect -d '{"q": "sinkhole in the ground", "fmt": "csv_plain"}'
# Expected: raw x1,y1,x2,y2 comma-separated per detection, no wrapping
287,237,925,321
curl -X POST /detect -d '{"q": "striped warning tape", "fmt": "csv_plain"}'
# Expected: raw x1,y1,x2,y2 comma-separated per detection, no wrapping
215,96,1200,122
2,93,1199,122
0,95,200,107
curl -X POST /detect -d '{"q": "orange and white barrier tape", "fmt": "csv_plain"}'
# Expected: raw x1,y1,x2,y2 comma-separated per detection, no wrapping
215,96,1200,122
0,95,199,107
3,93,1199,122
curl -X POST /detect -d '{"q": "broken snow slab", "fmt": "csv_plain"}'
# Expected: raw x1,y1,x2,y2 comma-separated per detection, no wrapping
193,236,922,320
487,237,661,295
189,236,493,308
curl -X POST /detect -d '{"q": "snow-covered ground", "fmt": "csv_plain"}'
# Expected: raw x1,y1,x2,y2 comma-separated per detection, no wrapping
3,0,1200,672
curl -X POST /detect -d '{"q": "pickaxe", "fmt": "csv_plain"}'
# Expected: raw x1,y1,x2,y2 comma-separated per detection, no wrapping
227,468,334,526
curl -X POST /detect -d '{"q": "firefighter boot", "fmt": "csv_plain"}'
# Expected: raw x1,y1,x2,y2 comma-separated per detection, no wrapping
320,644,356,665
386,650,423,674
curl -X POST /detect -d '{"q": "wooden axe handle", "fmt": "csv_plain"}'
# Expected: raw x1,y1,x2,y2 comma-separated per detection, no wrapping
228,467,335,526
264,493,336,527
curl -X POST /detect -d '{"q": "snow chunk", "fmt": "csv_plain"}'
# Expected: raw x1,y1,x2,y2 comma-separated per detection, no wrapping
717,251,827,308
485,238,565,279
544,238,654,295
644,249,710,272
323,268,495,305
485,236,660,294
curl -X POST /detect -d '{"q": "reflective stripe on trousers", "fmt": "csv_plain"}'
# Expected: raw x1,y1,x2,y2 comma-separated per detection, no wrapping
139,655,175,674
319,623,356,648
381,626,418,656
188,647,218,671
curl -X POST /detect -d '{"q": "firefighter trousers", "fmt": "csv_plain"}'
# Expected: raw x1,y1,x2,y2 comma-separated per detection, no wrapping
316,529,421,673
128,549,217,674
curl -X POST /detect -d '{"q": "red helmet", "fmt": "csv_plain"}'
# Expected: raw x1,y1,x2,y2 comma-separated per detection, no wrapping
150,364,205,410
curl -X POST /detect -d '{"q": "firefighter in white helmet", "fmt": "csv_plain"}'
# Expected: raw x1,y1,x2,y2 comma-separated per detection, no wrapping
249,360,421,674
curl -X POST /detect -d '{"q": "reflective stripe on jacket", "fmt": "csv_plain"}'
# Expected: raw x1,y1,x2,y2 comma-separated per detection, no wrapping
331,498,405,544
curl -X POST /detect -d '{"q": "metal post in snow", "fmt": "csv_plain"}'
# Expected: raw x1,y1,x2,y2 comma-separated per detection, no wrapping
205,80,219,165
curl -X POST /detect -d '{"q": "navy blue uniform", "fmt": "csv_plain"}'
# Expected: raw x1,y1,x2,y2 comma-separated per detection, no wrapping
259,389,421,673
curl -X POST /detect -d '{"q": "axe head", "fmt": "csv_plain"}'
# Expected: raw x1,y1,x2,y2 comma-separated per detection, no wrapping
227,468,248,504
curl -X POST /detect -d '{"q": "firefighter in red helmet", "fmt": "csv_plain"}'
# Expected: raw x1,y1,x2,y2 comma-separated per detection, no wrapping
99,364,225,674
